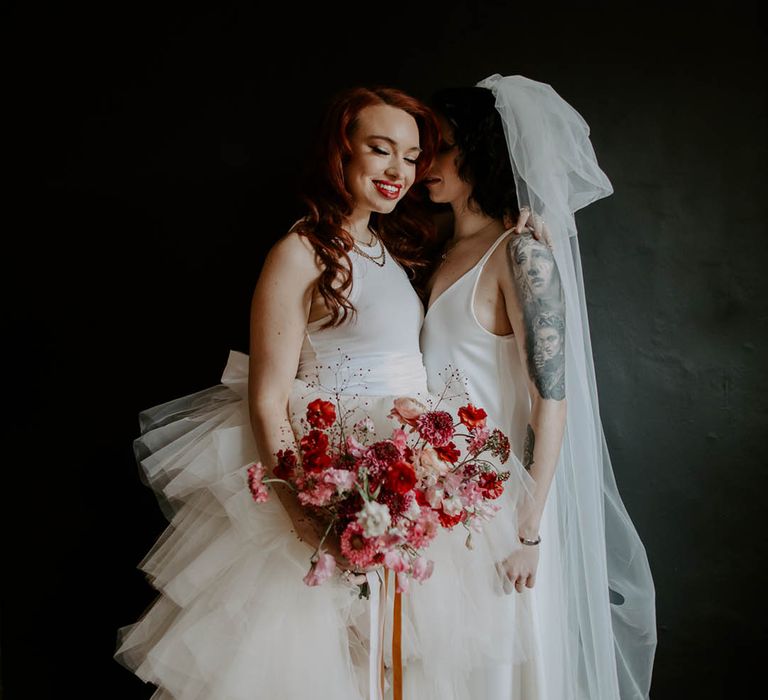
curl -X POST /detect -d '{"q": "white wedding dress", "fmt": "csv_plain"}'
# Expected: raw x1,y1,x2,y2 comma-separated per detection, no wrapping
115,235,537,700
421,228,651,699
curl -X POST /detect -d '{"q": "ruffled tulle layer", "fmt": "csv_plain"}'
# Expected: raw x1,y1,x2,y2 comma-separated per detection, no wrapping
115,351,539,699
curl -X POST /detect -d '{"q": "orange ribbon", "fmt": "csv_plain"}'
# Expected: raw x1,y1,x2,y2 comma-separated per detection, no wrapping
378,568,403,700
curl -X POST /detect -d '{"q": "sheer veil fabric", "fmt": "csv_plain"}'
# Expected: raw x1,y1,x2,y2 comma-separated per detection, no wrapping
476,74,657,698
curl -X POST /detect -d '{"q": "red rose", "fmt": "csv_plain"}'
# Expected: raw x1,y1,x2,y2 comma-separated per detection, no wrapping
306,399,336,429
435,441,460,464
437,507,463,529
386,460,417,495
273,449,297,480
478,472,504,499
458,404,487,430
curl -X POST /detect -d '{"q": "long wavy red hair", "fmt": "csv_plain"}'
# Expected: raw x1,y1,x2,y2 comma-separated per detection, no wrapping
295,86,439,327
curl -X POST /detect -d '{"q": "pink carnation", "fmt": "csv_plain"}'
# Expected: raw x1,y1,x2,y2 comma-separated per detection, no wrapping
296,475,335,507
247,462,270,503
416,411,455,447
322,468,357,493
303,552,337,587
458,480,484,506
340,521,379,569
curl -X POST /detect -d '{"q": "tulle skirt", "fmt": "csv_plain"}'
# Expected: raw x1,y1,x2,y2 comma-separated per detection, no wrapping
115,351,539,699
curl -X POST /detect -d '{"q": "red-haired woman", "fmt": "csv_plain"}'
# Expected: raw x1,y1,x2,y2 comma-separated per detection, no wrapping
115,86,534,698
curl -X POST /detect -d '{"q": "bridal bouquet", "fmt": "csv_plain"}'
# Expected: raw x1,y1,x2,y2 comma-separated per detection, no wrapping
246,394,511,596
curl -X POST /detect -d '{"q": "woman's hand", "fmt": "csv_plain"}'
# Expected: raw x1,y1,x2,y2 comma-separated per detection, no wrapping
497,544,540,594
508,206,554,250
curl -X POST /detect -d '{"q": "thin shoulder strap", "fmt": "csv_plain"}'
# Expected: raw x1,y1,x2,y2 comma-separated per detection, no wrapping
477,228,515,270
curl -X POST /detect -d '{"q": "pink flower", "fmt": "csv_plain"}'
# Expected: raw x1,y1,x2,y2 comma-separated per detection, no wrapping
247,462,270,503
396,571,410,593
391,428,408,455
467,427,490,454
414,445,450,480
389,396,427,427
384,550,409,573
441,471,463,496
458,480,483,506
303,552,337,587
406,507,439,549
296,476,335,507
425,485,444,509
322,468,357,493
340,521,379,569
411,557,434,583
345,435,366,458
416,411,455,447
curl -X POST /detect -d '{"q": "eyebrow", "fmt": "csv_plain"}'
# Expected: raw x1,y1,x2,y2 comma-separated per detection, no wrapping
368,135,422,153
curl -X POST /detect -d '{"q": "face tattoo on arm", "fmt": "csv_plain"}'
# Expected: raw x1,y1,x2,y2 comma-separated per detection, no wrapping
507,233,567,402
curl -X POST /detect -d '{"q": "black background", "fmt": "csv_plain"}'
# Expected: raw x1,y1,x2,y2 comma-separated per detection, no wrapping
3,2,766,698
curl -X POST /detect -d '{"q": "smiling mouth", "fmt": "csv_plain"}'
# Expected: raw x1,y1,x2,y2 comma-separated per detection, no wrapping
373,180,402,200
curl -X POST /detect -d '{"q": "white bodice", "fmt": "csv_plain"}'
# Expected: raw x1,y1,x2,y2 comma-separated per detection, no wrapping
420,231,531,453
298,239,429,397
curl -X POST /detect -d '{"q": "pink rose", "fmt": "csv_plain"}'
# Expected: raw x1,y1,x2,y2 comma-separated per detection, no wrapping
389,396,427,427
414,445,450,479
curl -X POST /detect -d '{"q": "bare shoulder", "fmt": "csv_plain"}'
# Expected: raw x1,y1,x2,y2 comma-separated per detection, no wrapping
264,229,321,278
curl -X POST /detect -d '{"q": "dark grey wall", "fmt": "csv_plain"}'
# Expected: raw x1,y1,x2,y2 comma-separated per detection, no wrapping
5,2,765,698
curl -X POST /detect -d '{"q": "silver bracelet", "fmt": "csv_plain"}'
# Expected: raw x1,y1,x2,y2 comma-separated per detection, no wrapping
519,534,541,546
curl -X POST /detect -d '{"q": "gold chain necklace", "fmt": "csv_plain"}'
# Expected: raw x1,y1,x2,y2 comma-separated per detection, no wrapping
352,225,386,267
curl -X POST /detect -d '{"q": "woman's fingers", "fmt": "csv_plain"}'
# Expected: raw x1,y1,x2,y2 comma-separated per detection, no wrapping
514,206,532,234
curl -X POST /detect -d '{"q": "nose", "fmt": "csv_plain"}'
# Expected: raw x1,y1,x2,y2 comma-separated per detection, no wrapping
384,158,405,182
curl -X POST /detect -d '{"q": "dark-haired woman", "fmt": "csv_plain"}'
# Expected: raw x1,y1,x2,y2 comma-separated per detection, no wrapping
115,85,536,699
421,76,657,699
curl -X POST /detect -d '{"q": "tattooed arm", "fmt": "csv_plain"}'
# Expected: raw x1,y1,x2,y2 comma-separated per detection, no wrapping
502,233,568,542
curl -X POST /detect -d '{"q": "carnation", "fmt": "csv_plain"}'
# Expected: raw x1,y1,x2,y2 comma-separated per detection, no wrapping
357,500,392,538
247,462,269,503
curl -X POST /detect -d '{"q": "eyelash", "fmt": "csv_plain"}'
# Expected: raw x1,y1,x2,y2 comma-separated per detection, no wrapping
371,146,418,165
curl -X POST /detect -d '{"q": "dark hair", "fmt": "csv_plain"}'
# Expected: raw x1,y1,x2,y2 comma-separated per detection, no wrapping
297,86,439,328
431,86,519,221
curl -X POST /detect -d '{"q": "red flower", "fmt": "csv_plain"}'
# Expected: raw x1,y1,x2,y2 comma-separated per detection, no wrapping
300,430,331,473
306,399,336,429
437,507,463,529
273,449,297,480
413,489,430,507
478,472,504,500
458,404,487,430
435,441,460,464
386,460,417,495
415,411,455,447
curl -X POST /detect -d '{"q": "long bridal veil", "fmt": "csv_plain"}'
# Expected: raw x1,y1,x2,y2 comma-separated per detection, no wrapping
476,74,657,699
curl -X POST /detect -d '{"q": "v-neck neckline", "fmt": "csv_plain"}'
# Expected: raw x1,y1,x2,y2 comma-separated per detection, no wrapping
425,228,513,319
